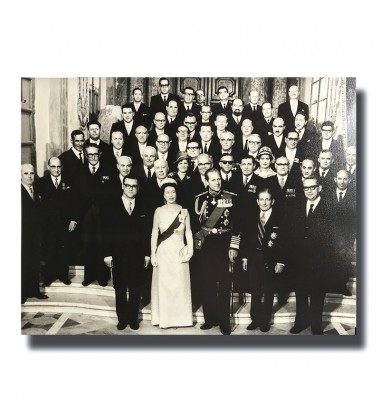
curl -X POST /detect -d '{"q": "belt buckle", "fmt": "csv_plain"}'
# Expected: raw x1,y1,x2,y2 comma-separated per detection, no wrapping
211,228,218,234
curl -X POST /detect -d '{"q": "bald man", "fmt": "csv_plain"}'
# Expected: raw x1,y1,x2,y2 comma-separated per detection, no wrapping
36,157,78,287
21,163,48,303
242,89,262,122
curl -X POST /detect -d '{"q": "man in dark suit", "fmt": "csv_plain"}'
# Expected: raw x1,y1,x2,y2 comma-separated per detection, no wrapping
219,153,238,191
246,133,263,161
328,169,356,296
132,145,157,185
130,87,152,129
80,144,112,287
179,86,201,119
316,149,335,197
242,89,262,123
165,99,182,140
103,175,151,330
211,85,232,120
294,111,315,159
109,104,138,150
184,113,200,143
191,168,237,335
107,130,126,176
215,131,236,167
186,153,212,200
148,112,167,145
266,117,286,159
278,84,309,131
21,164,48,303
155,133,176,172
230,187,286,332
255,102,275,146
84,120,111,165
284,131,304,177
197,105,213,126
227,98,244,137
288,176,333,335
59,129,87,191
150,77,180,117
232,119,254,163
308,121,346,171
344,146,357,190
127,125,154,166
36,157,78,287
108,155,133,200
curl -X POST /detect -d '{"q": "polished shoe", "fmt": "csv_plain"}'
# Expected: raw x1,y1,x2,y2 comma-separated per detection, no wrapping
260,324,270,333
129,321,139,330
246,320,260,330
82,279,93,286
98,282,108,287
42,281,52,287
61,279,72,285
200,323,218,330
341,287,352,297
221,328,231,335
117,321,128,330
289,324,308,334
21,297,27,304
141,298,150,307
311,328,323,335
35,293,48,300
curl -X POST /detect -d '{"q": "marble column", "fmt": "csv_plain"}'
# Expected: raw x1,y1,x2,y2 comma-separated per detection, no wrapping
251,78,268,103
271,77,287,118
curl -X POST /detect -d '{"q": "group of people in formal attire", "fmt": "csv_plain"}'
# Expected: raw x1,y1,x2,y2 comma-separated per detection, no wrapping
21,78,356,335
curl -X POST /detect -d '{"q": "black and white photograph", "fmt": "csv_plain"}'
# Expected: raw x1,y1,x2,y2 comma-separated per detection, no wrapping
21,76,357,336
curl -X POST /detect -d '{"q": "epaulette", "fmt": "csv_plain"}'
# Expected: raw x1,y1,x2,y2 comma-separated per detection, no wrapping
195,191,208,198
222,190,237,196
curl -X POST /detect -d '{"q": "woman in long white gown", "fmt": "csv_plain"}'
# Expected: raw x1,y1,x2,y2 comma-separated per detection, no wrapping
150,179,194,328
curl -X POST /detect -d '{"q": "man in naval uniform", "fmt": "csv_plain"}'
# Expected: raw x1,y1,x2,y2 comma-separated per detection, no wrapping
191,168,237,335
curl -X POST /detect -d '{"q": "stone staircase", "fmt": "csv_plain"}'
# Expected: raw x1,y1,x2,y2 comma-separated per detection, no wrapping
22,266,356,327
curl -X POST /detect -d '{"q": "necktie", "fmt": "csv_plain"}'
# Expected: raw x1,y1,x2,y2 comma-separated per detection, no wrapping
236,117,240,124
307,203,314,217
55,178,59,188
339,192,343,202
147,168,152,179
163,95,167,103
190,160,195,170
223,103,225,109
244,139,248,152
29,186,34,200
226,174,229,182
79,152,83,163
258,213,265,248
170,118,173,124
128,201,132,215
202,177,207,189
187,106,190,111
244,176,249,187
279,177,285,189
253,106,256,112
92,166,96,175
348,165,353,174
204,144,208,153
322,171,326,178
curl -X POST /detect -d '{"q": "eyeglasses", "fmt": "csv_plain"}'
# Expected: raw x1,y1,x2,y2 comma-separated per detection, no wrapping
185,92,194,96
198,162,211,167
221,138,234,142
178,130,189,134
157,141,170,145
185,121,196,124
187,146,199,150
160,84,169,87
201,111,211,114
322,129,332,132
303,185,318,191
49,165,62,168
86,153,99,157
287,138,299,141
73,140,84,143
248,141,262,145
276,163,289,166
123,184,138,190
155,119,166,123
220,160,234,165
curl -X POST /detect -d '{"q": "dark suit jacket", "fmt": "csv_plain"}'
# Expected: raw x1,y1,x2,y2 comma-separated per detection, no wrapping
308,136,346,171
316,168,335,197
132,164,155,185
266,135,286,159
254,117,275,146
227,115,243,137
84,139,112,172
130,102,152,130
58,148,87,192
230,172,266,205
297,129,316,159
109,119,139,147
242,104,262,123
150,92,181,116
277,100,309,131
212,101,232,120
165,116,182,141
198,137,220,163
103,196,150,289
179,102,201,119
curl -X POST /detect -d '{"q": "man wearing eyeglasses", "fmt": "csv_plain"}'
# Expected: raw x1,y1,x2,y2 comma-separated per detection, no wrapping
309,121,345,171
288,176,332,335
246,133,262,160
150,77,181,117
284,131,304,176
186,141,201,171
219,153,237,191
36,157,78,287
84,120,111,167
179,87,201,119
216,131,235,167
148,112,167,145
103,175,150,331
184,113,200,143
155,133,176,172
81,144,112,287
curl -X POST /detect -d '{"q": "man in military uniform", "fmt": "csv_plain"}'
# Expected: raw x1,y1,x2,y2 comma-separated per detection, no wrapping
191,168,237,335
